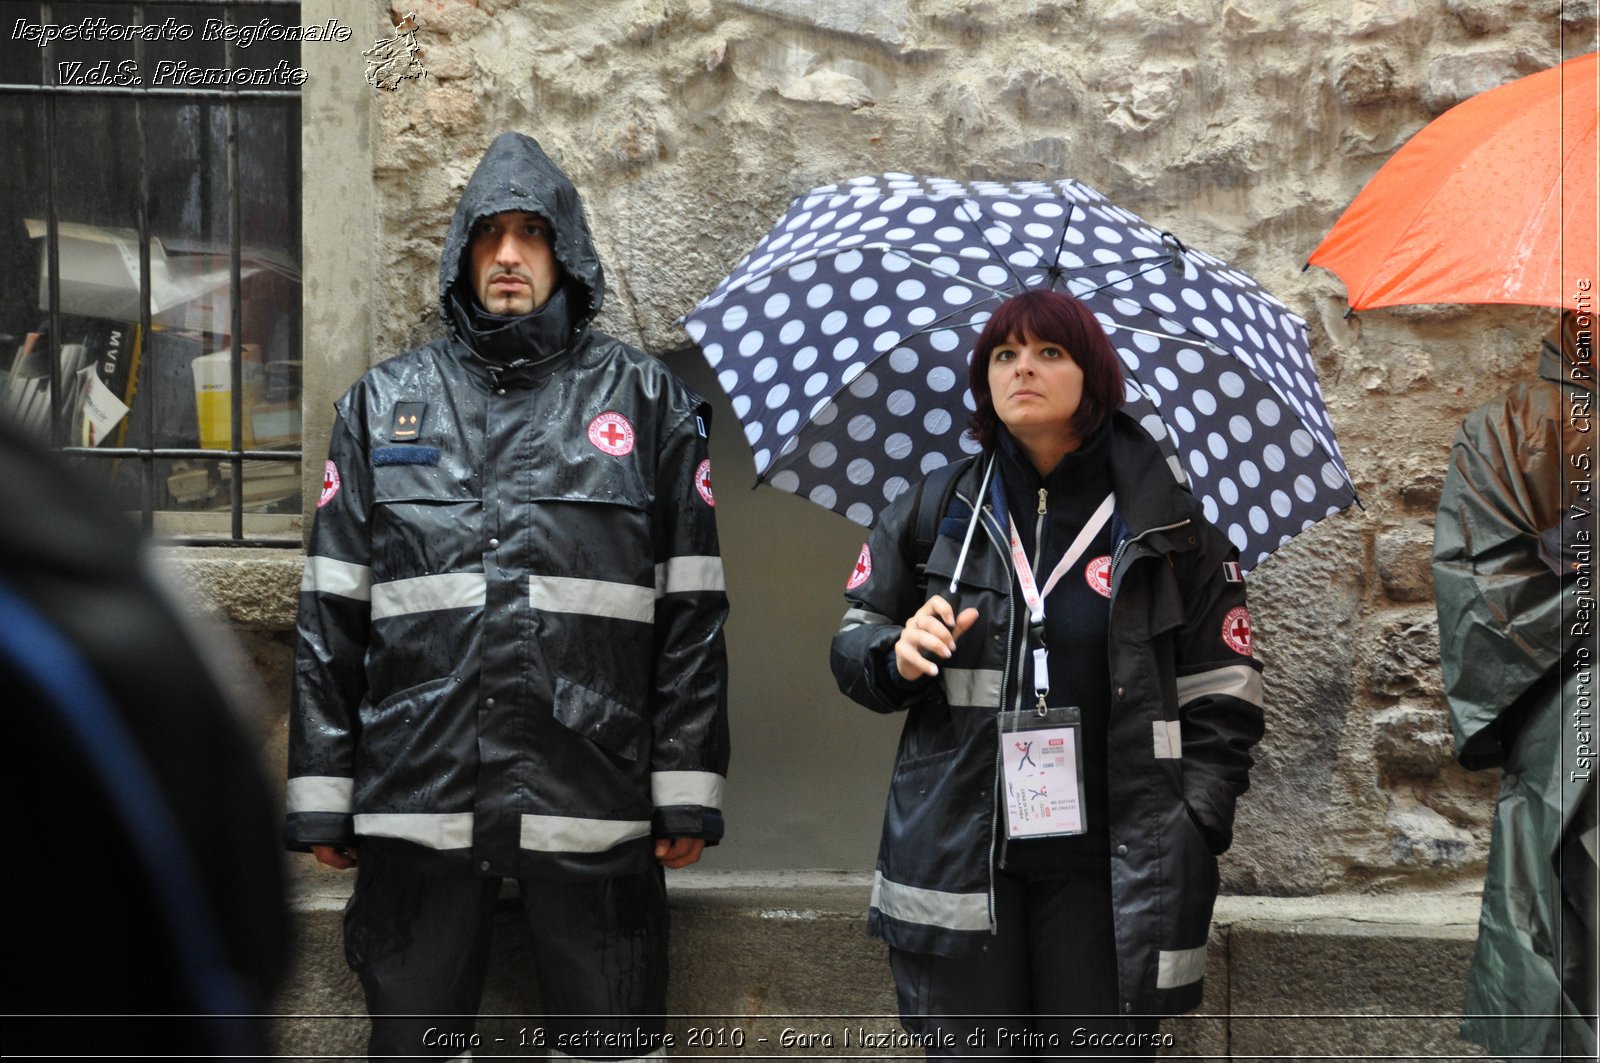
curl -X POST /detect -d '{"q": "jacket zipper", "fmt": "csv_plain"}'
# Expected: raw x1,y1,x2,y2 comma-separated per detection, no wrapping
1032,487,1047,573
965,491,1016,936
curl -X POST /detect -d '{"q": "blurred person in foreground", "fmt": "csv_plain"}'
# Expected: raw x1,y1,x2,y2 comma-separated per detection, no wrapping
0,412,289,1058
1433,309,1598,1062
830,290,1265,1060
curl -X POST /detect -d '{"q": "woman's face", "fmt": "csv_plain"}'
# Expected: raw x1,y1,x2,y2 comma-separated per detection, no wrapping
986,330,1085,441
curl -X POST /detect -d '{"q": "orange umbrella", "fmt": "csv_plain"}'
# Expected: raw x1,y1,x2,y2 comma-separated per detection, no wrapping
1310,51,1597,312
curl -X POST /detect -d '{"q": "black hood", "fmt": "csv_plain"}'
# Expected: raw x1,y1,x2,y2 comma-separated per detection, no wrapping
438,132,605,328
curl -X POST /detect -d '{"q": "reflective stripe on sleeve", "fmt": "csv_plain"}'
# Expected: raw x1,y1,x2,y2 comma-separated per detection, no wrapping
354,812,474,850
301,556,372,601
1176,663,1264,709
1152,719,1183,760
651,770,724,809
286,775,354,814
839,607,892,633
370,572,486,619
940,667,1004,708
870,871,990,932
519,814,652,853
1156,944,1207,989
654,556,725,595
530,575,655,624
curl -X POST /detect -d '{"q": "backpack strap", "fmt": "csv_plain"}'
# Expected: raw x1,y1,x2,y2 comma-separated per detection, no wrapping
911,459,967,579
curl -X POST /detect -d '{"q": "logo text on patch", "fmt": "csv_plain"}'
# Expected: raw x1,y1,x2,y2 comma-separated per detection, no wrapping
587,411,635,456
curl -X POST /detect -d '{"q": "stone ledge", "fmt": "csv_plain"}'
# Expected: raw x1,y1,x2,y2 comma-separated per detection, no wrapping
276,876,1486,1060
153,546,302,630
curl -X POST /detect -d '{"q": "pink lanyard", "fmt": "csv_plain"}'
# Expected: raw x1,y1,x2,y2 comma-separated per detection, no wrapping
1004,492,1115,705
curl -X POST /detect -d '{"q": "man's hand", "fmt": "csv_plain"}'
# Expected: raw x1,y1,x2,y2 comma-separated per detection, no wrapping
654,837,705,869
894,595,980,681
311,844,359,870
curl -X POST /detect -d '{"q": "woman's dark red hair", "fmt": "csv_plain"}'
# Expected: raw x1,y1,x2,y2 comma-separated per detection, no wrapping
966,289,1125,450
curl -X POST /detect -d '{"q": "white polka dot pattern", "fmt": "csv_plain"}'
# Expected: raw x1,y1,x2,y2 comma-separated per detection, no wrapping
682,174,1355,570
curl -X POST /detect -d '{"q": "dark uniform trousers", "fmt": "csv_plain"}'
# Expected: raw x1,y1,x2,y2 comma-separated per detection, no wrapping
891,859,1161,1062
345,840,669,1062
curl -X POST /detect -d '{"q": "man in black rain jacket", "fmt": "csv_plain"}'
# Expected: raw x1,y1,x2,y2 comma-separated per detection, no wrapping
286,132,730,1060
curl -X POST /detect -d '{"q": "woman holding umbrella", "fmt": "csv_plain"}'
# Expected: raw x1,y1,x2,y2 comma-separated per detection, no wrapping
830,290,1265,1058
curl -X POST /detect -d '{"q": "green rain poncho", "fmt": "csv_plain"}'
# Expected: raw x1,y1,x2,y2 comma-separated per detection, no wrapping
1433,319,1597,1060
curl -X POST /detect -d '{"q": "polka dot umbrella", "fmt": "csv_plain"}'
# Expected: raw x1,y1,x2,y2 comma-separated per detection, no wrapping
683,174,1355,570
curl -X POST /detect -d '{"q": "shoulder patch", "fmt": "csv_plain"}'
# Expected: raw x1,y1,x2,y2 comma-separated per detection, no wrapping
319,460,341,508
1222,561,1243,583
847,543,872,590
694,459,715,506
1222,606,1253,656
389,401,427,441
588,411,635,456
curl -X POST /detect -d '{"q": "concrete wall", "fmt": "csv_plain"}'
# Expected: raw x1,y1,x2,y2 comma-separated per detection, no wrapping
288,0,1599,895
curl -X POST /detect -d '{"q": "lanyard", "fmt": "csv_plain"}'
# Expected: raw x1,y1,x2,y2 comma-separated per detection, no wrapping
999,488,1115,707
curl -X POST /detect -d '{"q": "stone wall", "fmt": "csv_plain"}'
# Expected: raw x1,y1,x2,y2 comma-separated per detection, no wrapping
332,0,1594,894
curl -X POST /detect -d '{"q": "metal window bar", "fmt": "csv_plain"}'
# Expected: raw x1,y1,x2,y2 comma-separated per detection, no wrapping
0,0,302,546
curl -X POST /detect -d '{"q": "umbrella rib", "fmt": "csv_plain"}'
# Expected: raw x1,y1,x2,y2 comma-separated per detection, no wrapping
1046,195,1080,280
953,197,1033,292
866,243,1019,300
1068,257,1177,297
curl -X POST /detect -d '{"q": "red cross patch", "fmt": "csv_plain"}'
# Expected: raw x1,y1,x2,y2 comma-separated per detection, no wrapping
318,460,341,508
587,411,635,457
695,459,715,506
1222,606,1253,656
846,543,872,590
1085,555,1112,598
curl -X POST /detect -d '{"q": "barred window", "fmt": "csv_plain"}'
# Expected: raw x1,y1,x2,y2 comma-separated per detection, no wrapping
1,0,303,545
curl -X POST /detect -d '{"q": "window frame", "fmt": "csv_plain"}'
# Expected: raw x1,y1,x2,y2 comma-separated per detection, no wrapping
2,0,305,547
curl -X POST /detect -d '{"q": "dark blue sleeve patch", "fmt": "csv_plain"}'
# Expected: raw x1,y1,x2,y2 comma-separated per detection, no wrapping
372,446,440,466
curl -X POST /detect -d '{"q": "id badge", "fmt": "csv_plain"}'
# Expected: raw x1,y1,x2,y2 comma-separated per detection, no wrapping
998,706,1087,839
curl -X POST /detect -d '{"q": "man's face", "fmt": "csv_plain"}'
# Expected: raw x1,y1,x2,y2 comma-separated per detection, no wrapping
468,211,558,316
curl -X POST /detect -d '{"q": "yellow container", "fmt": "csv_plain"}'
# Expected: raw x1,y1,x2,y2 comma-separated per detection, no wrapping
192,350,263,450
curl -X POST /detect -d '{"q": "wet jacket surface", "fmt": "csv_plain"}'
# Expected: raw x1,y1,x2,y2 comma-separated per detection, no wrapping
830,413,1264,1016
1433,334,1597,1059
285,133,730,880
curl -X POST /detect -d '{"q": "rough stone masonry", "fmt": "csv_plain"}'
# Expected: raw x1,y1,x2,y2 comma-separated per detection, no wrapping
340,0,1596,898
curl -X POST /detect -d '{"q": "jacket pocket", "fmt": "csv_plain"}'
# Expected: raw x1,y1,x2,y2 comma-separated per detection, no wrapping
372,460,474,504
354,674,465,808
372,463,482,578
1165,802,1221,950
553,676,644,762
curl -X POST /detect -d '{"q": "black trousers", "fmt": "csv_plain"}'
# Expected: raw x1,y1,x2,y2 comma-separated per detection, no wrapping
890,859,1162,1061
344,841,669,1062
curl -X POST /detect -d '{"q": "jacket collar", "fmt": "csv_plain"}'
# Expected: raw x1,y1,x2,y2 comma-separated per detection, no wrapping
443,324,590,389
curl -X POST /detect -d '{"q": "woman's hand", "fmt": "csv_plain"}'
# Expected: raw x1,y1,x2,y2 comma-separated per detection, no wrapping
894,595,980,681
